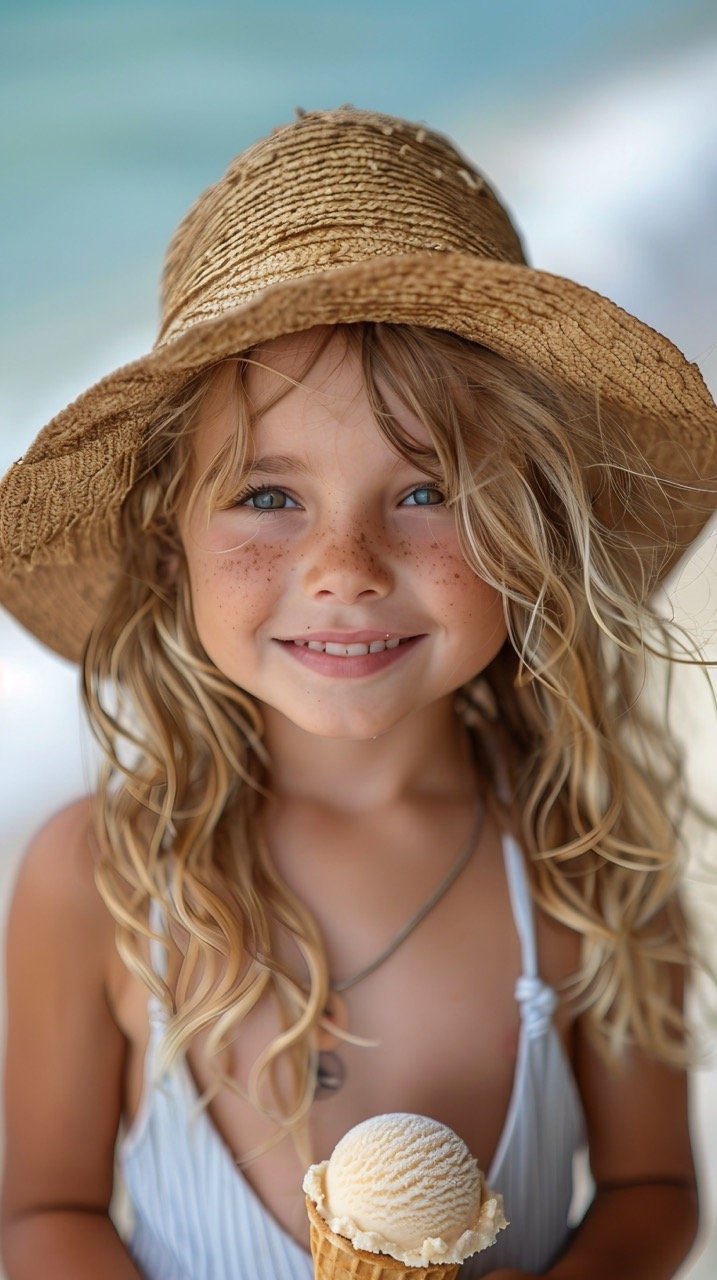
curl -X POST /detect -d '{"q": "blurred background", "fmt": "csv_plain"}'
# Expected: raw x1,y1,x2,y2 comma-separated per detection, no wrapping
1,1,716,1275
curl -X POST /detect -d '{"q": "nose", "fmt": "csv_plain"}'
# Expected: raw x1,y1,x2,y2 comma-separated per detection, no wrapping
301,517,393,603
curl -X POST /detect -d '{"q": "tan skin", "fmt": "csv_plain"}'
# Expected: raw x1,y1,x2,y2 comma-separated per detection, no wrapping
1,330,699,1277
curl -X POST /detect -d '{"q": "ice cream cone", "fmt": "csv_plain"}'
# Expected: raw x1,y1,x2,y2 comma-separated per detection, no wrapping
306,1195,460,1280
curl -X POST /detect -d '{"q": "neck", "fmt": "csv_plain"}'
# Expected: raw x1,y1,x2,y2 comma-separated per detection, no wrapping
261,696,478,811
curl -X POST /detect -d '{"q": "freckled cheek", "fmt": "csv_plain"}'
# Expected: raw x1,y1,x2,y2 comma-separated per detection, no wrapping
188,542,290,630
397,536,496,615
403,537,507,655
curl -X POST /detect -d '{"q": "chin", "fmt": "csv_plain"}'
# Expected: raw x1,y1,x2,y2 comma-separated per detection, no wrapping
286,707,403,741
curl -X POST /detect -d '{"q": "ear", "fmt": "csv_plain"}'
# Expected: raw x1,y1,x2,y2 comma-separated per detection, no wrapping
159,552,182,585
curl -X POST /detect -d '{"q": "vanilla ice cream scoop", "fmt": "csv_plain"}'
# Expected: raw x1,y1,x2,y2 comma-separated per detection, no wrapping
303,1112,508,1268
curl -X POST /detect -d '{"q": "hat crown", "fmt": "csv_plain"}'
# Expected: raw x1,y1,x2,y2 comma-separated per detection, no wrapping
156,106,526,348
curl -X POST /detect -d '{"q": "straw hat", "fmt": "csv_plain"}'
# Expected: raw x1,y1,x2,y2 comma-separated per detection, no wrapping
1,104,716,663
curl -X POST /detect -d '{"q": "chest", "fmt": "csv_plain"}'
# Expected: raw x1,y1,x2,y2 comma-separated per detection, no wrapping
121,957,523,1254
115,831,575,1255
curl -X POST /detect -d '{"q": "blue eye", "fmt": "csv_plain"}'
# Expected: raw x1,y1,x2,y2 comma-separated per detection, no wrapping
403,485,445,506
241,487,297,510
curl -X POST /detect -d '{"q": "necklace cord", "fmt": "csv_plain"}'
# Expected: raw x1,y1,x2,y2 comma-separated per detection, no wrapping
331,794,486,994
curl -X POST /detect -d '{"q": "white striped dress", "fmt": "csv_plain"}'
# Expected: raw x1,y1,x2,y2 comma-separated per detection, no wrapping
117,830,587,1278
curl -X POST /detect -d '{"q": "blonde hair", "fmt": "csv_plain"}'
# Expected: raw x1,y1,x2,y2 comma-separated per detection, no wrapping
82,322,715,1159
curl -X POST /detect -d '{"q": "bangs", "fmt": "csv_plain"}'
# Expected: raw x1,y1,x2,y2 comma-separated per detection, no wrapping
183,324,460,530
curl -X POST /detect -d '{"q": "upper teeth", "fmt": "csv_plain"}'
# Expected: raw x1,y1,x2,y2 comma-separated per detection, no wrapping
293,638,402,656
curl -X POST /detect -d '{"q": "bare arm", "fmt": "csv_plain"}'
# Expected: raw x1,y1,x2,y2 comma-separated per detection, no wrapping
2,1212,142,1280
547,1008,698,1280
486,969,700,1280
1,800,143,1278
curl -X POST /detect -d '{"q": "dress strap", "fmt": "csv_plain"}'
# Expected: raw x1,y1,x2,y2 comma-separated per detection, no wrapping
501,830,538,978
148,896,169,980
147,897,170,1037
500,829,557,1038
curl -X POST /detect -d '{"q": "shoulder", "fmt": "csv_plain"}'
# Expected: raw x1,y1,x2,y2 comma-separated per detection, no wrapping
8,794,115,981
3,798,132,1225
12,794,99,900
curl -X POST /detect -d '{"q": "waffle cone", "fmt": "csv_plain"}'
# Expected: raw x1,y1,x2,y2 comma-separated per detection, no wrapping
305,1195,460,1280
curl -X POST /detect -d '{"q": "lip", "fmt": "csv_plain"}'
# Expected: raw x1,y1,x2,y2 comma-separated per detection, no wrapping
278,630,413,643
275,634,424,678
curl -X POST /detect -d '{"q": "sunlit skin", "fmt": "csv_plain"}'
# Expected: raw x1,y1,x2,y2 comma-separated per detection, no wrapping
1,329,700,1280
178,327,508,800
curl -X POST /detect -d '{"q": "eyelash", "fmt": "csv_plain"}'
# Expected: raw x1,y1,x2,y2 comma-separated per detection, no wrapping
237,483,446,511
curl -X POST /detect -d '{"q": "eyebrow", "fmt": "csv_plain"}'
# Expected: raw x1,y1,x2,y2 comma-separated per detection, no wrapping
247,449,441,476
248,454,314,476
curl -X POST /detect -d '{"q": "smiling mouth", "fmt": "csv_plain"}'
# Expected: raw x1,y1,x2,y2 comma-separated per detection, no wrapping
287,637,412,657
276,634,424,677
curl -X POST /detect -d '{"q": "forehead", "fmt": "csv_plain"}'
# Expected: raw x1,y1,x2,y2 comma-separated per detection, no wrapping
192,326,433,464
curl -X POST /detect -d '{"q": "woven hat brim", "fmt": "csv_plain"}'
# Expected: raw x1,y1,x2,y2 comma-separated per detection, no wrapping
2,251,717,663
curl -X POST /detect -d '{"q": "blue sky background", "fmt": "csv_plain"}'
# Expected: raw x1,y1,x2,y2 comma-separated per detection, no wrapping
2,0,716,463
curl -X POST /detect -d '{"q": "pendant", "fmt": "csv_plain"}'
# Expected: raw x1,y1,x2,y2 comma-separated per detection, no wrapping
314,990,348,1101
315,1050,345,1099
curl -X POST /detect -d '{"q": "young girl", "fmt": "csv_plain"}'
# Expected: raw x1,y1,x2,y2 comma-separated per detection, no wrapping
1,106,716,1280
